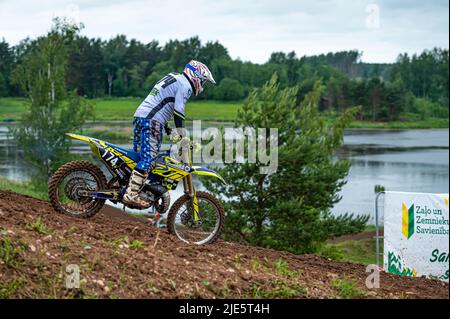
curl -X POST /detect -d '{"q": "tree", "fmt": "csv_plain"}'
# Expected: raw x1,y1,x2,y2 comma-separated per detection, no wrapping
412,97,448,120
66,36,104,97
1,26,448,120
11,18,93,180
269,51,299,85
212,78,245,101
366,77,383,121
0,73,7,97
392,48,449,103
203,74,366,253
300,50,362,77
103,35,129,96
199,41,230,65
383,79,410,121
0,39,14,96
163,37,202,68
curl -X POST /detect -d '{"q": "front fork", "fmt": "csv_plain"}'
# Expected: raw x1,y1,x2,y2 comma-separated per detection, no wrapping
180,139,200,222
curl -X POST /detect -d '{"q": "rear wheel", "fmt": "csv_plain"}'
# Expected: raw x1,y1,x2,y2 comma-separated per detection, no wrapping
48,160,107,218
167,191,224,244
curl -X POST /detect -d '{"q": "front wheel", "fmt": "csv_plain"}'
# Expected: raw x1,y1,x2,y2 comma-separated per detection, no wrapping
48,160,107,218
167,191,224,244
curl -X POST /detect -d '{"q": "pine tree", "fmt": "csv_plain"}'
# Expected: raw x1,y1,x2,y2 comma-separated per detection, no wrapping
203,74,367,253
11,18,93,180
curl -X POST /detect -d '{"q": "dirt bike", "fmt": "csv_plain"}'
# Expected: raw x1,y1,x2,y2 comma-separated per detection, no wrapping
48,133,226,245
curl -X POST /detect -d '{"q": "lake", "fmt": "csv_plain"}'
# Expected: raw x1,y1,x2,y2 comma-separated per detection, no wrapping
334,129,449,222
1,123,448,223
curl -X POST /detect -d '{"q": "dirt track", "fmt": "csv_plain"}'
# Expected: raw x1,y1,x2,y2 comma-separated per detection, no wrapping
0,190,448,299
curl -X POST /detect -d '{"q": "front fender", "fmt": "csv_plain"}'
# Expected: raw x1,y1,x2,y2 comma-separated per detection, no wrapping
191,166,227,185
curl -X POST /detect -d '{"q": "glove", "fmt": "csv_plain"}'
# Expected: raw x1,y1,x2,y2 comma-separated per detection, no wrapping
164,124,172,136
170,130,182,143
191,141,201,153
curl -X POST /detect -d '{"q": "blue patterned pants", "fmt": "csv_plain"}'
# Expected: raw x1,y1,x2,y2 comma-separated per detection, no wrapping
133,117,163,172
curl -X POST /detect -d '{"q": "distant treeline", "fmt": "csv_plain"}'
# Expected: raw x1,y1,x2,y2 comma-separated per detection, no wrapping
0,34,448,121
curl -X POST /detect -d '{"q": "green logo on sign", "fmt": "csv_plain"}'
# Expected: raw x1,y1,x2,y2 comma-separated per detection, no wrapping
387,251,417,277
402,203,414,239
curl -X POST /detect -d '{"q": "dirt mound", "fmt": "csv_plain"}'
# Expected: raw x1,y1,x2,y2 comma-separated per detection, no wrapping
0,190,448,299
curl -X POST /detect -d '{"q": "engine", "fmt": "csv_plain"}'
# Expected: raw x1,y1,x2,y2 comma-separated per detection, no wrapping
139,184,171,213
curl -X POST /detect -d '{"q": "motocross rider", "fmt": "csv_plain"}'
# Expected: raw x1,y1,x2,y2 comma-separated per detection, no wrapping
123,60,216,207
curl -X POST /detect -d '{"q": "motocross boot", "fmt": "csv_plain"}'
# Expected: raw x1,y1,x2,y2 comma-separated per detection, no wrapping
123,169,150,207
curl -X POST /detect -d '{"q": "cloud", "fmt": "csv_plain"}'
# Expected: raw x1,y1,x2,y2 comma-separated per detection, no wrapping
0,0,448,63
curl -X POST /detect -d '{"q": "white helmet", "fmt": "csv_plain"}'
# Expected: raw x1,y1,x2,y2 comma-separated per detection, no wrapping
183,60,216,96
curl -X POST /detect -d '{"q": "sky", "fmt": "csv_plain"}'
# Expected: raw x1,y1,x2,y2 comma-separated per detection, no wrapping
0,0,448,64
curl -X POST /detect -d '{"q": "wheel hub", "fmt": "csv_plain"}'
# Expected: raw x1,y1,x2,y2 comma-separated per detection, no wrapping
180,209,202,228
64,178,91,203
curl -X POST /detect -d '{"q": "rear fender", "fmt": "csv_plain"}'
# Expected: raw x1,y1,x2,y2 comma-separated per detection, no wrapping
66,133,103,158
66,133,136,184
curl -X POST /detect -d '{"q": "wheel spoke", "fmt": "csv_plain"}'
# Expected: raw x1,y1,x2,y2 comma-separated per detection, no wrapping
49,161,107,219
170,194,222,245
57,170,100,215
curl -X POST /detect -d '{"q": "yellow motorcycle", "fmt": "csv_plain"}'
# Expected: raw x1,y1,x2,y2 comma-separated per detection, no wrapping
48,133,225,245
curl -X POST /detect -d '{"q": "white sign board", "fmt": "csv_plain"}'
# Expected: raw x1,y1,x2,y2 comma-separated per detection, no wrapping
383,191,449,282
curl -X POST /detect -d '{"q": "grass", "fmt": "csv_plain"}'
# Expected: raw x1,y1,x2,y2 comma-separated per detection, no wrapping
90,98,241,122
347,118,449,129
0,176,48,200
246,257,307,298
0,97,240,122
0,279,24,298
26,216,50,235
129,240,144,249
0,97,27,122
334,239,380,265
332,277,366,299
272,258,300,277
110,236,145,250
82,128,132,142
0,235,23,268
322,111,449,129
319,235,383,265
2,97,448,128
250,281,306,299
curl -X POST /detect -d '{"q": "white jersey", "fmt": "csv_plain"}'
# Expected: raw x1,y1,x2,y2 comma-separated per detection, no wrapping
134,72,193,125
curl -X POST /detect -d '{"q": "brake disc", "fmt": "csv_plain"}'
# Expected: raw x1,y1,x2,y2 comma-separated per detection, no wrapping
64,178,91,204
180,209,203,228
180,210,192,225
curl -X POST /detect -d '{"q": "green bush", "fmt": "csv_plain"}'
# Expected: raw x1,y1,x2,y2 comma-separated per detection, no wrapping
412,98,448,120
212,78,245,101
374,185,385,193
320,212,370,239
318,244,344,261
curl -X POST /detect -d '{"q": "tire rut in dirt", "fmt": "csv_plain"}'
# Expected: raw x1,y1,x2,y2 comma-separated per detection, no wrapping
48,160,107,218
167,191,225,244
